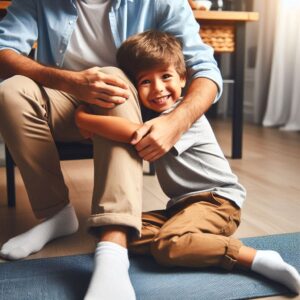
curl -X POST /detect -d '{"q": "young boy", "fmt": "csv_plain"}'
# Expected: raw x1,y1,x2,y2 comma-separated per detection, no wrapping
75,30,300,294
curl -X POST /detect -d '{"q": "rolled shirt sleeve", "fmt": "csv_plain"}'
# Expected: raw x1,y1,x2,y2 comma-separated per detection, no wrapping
0,0,38,55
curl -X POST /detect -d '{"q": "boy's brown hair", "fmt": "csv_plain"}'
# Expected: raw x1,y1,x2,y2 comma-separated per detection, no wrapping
116,30,186,83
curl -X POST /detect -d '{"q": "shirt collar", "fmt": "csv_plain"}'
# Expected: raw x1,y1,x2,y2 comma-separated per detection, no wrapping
112,0,134,10
70,0,123,7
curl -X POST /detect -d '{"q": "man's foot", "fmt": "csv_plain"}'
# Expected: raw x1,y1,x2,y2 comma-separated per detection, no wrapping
251,250,300,294
0,203,78,260
84,241,136,300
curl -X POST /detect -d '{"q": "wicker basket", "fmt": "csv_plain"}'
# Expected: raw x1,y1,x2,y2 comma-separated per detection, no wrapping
200,25,235,52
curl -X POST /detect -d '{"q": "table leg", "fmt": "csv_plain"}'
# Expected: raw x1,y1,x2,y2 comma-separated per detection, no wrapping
232,22,246,158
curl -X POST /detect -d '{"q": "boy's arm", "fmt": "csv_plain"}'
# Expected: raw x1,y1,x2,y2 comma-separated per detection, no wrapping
75,106,142,143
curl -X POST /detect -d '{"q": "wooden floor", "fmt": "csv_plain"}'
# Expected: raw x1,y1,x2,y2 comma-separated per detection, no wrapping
0,119,299,300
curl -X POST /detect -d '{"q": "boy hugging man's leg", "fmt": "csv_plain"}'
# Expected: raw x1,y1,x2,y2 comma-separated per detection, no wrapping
76,30,300,295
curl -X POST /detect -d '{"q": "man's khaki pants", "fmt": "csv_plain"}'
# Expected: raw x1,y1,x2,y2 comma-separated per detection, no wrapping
129,192,243,270
0,67,143,234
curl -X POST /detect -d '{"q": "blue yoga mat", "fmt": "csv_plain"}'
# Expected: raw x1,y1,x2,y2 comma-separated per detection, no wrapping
0,232,299,300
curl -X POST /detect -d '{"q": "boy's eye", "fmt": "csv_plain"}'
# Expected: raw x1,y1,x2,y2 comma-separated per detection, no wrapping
162,74,172,79
140,79,151,85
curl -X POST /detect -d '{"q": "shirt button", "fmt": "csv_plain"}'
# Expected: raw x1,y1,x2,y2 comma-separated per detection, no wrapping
56,62,59,66
69,20,73,25
59,49,63,54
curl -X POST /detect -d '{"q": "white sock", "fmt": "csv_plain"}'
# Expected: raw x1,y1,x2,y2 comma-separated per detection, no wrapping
251,250,300,294
0,203,78,260
84,241,136,300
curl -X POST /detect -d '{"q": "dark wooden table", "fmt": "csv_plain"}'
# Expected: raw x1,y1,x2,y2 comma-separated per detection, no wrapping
194,10,259,158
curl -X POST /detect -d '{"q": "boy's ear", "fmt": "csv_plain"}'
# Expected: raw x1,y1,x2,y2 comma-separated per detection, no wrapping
180,76,187,88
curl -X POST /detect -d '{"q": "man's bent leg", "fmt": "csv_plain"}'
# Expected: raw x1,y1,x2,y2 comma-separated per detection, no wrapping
0,75,83,217
88,67,143,233
84,67,142,300
0,75,82,259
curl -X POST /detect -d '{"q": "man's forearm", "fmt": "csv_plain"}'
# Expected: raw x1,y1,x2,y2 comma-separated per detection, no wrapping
0,49,74,92
0,49,130,107
131,77,219,162
173,77,218,132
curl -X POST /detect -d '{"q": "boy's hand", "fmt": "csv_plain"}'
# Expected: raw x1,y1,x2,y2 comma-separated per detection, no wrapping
65,67,130,108
131,114,183,162
75,104,89,126
75,105,94,139
79,128,94,139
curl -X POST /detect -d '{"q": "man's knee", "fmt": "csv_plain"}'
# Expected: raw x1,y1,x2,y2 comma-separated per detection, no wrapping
0,75,45,129
0,75,37,106
99,66,129,82
0,74,36,91
92,67,141,122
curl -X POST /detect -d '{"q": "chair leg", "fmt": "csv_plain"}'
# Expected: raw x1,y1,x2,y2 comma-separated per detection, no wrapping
143,162,155,176
149,162,155,176
5,146,16,207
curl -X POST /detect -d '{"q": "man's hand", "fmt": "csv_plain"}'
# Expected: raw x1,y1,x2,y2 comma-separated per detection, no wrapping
66,67,130,108
131,113,183,162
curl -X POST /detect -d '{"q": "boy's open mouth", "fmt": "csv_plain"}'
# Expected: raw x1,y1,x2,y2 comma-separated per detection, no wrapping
151,94,171,105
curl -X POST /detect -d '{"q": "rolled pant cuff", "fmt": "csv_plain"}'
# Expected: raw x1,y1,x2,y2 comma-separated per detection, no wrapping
220,238,243,270
33,200,70,219
87,213,142,236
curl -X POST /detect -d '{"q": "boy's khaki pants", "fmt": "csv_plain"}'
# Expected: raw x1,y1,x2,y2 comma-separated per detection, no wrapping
129,192,243,270
0,67,143,233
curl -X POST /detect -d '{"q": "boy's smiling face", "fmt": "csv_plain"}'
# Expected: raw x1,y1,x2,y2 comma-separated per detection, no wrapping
136,65,186,113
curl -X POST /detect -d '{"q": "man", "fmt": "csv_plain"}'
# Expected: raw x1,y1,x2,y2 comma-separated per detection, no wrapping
0,0,222,299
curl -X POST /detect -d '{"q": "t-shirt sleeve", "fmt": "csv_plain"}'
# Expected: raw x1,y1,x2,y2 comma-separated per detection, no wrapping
172,117,203,156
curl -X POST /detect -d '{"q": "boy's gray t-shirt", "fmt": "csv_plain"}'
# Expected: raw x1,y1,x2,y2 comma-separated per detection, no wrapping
154,100,246,209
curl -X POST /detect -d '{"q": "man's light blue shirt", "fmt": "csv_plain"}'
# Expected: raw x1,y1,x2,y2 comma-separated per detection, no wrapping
0,0,222,97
